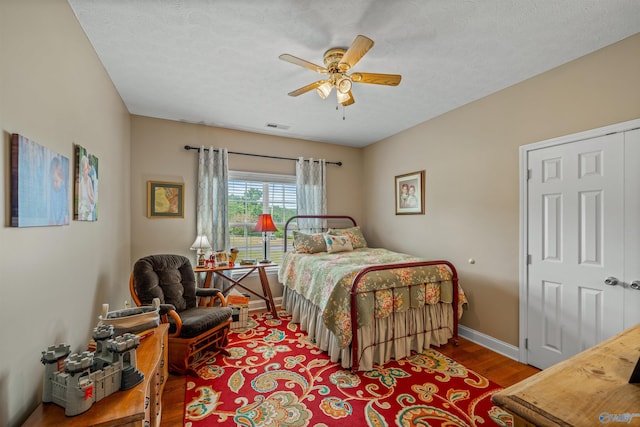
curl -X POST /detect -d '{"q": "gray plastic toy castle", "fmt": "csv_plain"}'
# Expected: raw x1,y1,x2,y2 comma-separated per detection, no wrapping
40,323,144,416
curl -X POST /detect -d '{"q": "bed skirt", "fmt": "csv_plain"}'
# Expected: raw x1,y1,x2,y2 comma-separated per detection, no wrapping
282,286,455,371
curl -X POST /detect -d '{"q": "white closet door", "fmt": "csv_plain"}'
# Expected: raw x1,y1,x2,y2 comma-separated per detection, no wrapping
624,129,640,329
526,133,625,369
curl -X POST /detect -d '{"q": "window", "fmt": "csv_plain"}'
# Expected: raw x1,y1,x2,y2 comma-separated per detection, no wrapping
228,171,296,264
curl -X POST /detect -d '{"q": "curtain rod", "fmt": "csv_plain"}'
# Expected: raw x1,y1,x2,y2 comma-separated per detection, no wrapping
183,145,342,166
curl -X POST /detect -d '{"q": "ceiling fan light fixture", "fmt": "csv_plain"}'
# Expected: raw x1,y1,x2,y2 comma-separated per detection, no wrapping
280,35,401,108
316,82,332,99
336,76,352,94
336,90,351,104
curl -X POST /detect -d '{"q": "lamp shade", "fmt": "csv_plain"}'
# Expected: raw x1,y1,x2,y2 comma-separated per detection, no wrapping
336,76,352,94
316,81,332,100
253,214,278,233
190,235,212,251
336,90,352,104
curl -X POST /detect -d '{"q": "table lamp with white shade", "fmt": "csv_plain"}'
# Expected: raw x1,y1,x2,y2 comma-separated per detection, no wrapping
190,235,212,267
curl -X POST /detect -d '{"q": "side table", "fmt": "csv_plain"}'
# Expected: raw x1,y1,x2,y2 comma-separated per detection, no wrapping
194,263,278,318
23,324,169,427
492,324,640,426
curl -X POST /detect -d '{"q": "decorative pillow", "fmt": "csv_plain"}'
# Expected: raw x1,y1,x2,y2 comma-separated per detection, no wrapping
328,226,368,249
292,231,327,254
324,233,354,253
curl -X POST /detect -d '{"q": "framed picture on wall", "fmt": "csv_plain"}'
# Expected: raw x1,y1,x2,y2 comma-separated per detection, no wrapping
10,133,70,227
395,170,425,215
74,144,99,222
147,181,184,218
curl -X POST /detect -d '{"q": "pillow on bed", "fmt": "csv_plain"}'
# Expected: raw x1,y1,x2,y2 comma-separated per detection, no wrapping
292,231,327,253
324,233,354,253
328,226,368,249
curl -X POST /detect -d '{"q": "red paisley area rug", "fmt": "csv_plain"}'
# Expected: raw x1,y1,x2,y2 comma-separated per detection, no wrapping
184,311,512,427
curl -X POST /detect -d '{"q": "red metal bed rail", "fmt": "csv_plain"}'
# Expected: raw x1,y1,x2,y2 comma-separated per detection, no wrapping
349,260,459,372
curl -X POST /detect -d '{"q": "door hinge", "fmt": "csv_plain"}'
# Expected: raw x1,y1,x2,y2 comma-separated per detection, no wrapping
527,254,532,265
525,338,528,349
527,168,532,180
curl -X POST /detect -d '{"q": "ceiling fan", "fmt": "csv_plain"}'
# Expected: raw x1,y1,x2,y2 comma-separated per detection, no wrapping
279,35,401,107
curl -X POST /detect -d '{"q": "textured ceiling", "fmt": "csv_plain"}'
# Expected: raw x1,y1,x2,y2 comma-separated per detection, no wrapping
67,0,640,147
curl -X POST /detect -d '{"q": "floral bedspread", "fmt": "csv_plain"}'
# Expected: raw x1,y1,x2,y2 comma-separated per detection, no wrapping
278,248,467,348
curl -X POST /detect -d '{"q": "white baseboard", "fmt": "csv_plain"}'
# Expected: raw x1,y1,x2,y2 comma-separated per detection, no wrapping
248,296,283,313
458,325,521,361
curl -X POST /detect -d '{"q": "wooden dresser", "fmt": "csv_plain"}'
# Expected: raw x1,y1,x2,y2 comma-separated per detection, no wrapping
23,324,169,427
492,324,640,426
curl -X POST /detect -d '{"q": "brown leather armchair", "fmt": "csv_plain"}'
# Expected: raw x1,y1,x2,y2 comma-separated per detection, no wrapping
129,254,232,375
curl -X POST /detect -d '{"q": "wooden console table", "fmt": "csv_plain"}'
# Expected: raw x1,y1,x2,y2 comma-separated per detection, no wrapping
492,324,640,426
195,263,278,318
23,324,169,427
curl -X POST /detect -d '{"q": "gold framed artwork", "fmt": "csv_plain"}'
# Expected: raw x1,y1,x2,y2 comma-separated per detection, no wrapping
395,170,425,215
147,181,184,218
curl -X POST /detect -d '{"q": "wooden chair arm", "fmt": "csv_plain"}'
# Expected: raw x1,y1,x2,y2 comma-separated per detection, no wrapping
164,309,183,338
196,288,228,307
195,288,222,297
129,273,142,306
217,291,228,307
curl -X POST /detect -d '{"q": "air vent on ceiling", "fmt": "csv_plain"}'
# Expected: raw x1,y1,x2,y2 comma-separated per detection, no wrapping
266,122,290,130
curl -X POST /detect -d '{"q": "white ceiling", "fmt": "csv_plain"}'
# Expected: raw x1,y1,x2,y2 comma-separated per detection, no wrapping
67,0,640,148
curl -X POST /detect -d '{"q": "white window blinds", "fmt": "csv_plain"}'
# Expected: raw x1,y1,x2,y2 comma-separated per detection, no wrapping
228,171,296,264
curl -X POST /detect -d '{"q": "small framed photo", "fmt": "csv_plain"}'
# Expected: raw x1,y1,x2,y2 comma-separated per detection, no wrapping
214,251,229,267
395,170,425,215
147,181,184,218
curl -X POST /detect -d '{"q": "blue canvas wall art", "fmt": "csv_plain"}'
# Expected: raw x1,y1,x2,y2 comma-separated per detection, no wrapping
10,134,70,227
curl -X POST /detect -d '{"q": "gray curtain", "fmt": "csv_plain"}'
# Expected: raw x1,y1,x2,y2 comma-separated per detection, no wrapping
296,157,326,231
196,146,229,253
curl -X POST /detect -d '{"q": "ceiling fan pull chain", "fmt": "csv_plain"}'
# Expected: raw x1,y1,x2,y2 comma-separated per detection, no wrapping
343,105,346,121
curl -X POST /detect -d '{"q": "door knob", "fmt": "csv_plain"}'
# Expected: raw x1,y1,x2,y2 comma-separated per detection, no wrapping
604,276,619,286
631,281,640,290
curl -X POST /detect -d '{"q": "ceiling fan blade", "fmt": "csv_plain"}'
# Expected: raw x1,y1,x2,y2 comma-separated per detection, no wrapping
338,35,374,71
351,72,401,86
279,54,328,74
340,91,355,106
288,80,327,97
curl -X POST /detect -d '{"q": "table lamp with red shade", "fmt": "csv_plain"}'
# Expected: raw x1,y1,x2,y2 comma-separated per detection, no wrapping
253,214,278,264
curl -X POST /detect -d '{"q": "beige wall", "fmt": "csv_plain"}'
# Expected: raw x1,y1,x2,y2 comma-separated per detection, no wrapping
363,33,640,347
0,1,131,426
1,1,638,425
130,115,363,298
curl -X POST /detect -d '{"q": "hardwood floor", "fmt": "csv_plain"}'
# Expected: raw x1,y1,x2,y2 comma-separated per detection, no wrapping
436,337,541,388
159,332,539,426
160,370,189,427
